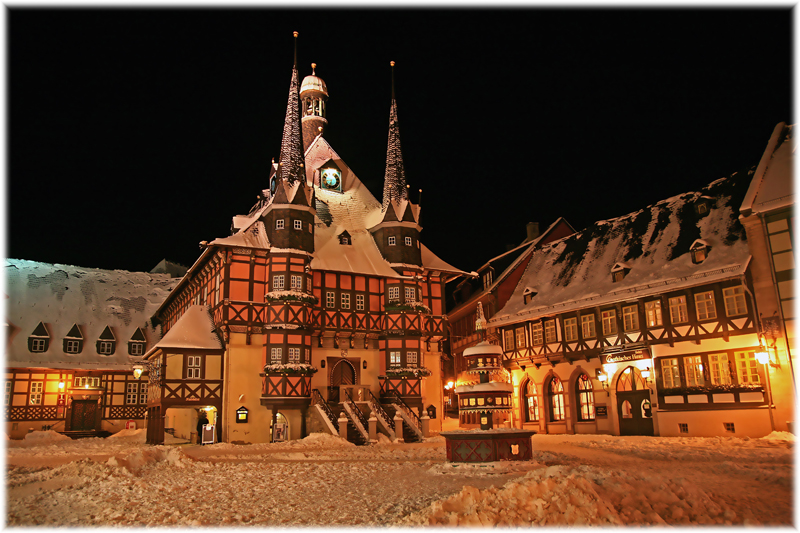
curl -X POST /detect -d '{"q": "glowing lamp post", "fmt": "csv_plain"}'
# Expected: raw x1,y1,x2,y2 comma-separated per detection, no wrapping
755,344,776,432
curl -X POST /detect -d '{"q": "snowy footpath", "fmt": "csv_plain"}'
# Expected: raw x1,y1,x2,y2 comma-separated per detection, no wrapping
4,427,795,527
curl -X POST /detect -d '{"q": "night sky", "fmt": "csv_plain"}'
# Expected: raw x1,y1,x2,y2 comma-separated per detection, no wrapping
7,7,793,275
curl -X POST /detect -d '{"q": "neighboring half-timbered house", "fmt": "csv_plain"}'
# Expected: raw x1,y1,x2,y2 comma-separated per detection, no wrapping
489,168,793,438
145,41,466,445
4,259,179,439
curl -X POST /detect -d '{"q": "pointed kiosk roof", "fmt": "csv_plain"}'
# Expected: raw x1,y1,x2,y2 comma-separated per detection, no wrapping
382,61,409,211
276,31,306,189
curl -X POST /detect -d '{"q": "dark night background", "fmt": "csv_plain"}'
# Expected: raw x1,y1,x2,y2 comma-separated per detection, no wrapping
6,7,793,275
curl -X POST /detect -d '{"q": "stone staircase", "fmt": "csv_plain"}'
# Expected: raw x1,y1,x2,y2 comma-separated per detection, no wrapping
58,430,111,440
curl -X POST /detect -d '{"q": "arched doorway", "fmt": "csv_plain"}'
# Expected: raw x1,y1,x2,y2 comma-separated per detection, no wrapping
616,366,654,436
329,359,356,402
270,412,289,442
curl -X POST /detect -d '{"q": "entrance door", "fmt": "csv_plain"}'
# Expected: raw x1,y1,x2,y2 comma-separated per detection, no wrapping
70,400,98,431
616,367,654,436
329,359,355,402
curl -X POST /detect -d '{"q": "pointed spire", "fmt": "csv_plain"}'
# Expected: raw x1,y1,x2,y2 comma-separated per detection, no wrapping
278,31,305,185
382,60,408,210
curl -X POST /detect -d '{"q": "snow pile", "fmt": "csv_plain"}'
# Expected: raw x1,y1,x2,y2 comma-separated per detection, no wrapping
23,430,71,443
404,463,743,526
761,430,795,441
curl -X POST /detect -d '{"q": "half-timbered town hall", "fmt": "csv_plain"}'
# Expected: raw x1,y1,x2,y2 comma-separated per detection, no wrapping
142,38,466,444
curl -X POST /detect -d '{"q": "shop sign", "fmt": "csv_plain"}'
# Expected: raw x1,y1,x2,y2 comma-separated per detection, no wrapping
595,405,608,418
601,349,650,365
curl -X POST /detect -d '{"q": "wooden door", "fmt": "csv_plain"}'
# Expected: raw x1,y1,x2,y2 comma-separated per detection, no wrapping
70,400,98,431
616,366,654,436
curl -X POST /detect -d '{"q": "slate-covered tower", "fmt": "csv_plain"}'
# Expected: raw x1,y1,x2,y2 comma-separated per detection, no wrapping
370,62,423,268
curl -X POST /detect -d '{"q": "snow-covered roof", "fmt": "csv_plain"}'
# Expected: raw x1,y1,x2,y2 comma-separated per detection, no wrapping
310,225,407,279
209,220,270,249
740,122,794,217
148,305,222,354
420,244,471,276
490,172,753,327
4,259,179,370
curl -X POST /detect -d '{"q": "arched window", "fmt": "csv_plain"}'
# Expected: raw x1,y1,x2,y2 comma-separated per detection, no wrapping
576,373,595,421
548,376,565,421
523,380,539,422
616,366,647,391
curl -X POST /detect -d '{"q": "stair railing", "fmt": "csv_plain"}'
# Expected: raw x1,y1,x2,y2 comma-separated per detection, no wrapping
385,391,422,433
365,389,394,431
311,388,339,432
343,389,370,438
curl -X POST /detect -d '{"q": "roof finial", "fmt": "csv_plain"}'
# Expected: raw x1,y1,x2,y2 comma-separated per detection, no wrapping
311,62,317,75
293,31,298,67
390,60,396,100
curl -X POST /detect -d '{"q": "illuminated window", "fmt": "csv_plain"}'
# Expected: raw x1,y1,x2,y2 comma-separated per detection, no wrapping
645,300,663,327
544,320,557,343
504,330,515,351
356,294,365,311
187,356,202,379
601,310,617,336
139,383,147,404
407,351,418,366
273,275,285,291
388,286,400,302
548,376,565,422
564,318,578,342
669,296,689,324
523,380,539,422
735,351,760,384
576,374,595,421
341,293,350,310
723,286,747,316
291,275,302,291
581,314,596,338
29,382,43,405
684,355,704,387
531,323,543,345
516,327,526,348
405,287,416,303
709,353,731,385
694,291,717,320
126,382,139,404
288,347,300,363
623,305,639,331
660,358,681,388
389,351,401,368
270,348,282,365
4,381,11,406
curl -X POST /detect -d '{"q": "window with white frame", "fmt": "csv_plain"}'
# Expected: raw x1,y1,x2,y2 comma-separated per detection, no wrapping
98,341,114,355
601,310,617,336
74,376,100,388
623,305,639,331
270,347,282,364
684,355,704,387
130,343,144,356
291,274,302,291
581,314,596,338
406,351,418,366
405,287,416,302
723,286,747,316
388,286,400,302
126,382,139,404
139,382,147,404
735,351,760,384
276,219,285,230
215,273,221,305
548,377,565,422
273,275,285,290
660,358,681,388
356,294,365,310
326,291,335,308
694,291,717,320
388,236,396,246
187,356,202,379
669,296,689,324
5,381,11,406
31,338,46,352
515,327,526,348
389,351,401,368
576,374,595,421
709,353,731,385
29,382,43,405
531,322,543,345
65,339,81,354
341,293,351,309
544,320,557,343
294,219,302,230
645,300,663,327
504,330,515,351
564,317,578,342
405,236,412,246
288,347,301,363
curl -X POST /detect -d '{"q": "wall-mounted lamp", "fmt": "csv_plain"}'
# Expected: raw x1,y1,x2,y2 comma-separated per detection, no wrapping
58,381,65,390
318,335,324,348
755,346,770,365
350,337,355,349
333,336,339,349
596,369,609,390
641,367,651,383
132,365,145,380
363,360,367,370
364,337,369,349
320,359,326,369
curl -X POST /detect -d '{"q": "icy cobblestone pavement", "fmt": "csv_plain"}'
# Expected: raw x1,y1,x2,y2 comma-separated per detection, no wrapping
5,429,794,526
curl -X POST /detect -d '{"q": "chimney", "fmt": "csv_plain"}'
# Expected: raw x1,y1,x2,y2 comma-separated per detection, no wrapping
526,222,540,242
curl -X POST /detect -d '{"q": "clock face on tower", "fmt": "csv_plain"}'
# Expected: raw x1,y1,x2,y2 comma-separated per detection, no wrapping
321,168,342,192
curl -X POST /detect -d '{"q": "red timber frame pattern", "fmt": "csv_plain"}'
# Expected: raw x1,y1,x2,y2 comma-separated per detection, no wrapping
5,369,147,432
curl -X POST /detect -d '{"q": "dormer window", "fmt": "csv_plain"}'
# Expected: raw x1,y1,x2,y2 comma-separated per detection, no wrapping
319,161,343,193
482,270,493,290
695,196,714,217
128,328,147,356
28,322,50,353
338,231,352,245
97,326,116,356
611,263,630,283
690,239,711,264
523,287,537,304
63,324,84,355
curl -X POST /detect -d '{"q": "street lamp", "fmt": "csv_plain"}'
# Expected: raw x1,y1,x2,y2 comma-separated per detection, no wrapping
755,343,776,432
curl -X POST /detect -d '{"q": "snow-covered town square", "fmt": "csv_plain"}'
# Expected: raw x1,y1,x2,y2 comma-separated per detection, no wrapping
5,426,794,527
